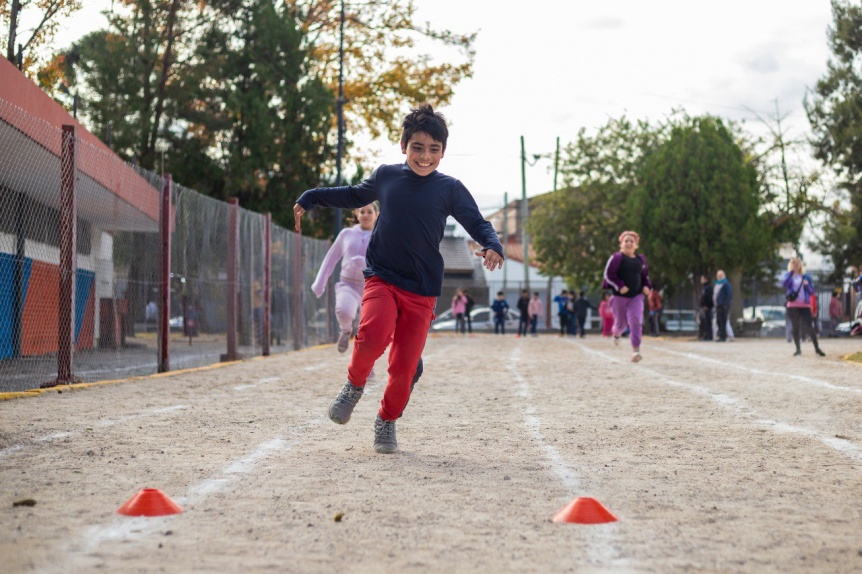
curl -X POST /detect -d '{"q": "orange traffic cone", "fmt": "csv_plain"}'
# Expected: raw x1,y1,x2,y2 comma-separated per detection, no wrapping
117,488,183,517
553,497,617,524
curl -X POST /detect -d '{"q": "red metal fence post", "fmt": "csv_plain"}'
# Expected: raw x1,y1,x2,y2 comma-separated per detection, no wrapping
222,197,240,361
158,174,172,373
292,232,303,351
263,213,271,356
48,125,78,387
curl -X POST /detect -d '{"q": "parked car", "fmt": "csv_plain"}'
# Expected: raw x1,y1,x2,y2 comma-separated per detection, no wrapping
661,309,697,332
743,305,786,337
835,300,862,337
430,305,521,333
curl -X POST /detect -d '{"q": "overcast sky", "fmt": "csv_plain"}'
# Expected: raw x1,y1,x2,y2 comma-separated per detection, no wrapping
54,1,835,213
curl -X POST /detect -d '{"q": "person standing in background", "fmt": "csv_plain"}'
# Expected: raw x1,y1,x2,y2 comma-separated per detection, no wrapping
572,291,597,338
516,289,530,338
491,291,510,335
451,288,467,336
698,275,713,341
810,290,821,336
528,291,543,336
828,290,843,337
599,291,614,338
713,270,732,342
553,289,570,337
783,257,825,357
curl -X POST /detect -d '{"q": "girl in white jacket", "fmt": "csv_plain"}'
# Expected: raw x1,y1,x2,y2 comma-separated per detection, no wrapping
311,203,379,352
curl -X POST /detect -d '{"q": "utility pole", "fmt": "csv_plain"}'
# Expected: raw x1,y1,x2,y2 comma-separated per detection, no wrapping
502,192,508,292
333,0,346,237
520,136,529,291
553,136,559,192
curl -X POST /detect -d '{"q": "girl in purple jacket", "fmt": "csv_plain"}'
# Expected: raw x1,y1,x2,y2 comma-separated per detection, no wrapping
602,230,653,362
783,256,825,357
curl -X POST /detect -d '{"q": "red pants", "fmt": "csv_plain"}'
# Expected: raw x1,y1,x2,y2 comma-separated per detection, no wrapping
347,277,436,420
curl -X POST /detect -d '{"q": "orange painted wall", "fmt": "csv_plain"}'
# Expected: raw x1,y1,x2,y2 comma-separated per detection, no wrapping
20,260,95,355
21,261,59,356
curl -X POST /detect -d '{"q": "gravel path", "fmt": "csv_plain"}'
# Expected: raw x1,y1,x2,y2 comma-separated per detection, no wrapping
2,334,862,573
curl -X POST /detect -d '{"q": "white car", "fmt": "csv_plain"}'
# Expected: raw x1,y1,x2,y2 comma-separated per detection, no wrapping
431,305,521,333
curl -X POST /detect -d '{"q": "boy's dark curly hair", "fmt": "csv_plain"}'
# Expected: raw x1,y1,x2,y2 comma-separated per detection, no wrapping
401,103,449,151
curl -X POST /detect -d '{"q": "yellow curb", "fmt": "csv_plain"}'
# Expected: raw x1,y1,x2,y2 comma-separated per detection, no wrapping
0,344,332,402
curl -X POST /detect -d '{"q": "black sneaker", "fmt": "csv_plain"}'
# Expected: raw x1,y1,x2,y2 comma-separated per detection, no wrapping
816,349,826,357
328,382,363,424
373,415,397,454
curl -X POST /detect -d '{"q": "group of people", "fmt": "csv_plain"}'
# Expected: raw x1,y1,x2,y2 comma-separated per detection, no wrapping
697,258,829,356
552,290,600,338
449,288,476,335
697,270,734,342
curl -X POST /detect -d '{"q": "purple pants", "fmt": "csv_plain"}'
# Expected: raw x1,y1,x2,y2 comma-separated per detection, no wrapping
610,293,644,350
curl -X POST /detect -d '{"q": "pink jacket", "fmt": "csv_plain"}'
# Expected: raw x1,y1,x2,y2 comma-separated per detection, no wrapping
599,300,613,320
312,225,373,297
528,298,543,318
451,295,467,315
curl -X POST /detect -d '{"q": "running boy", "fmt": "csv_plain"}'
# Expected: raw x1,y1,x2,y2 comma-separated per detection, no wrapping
293,103,504,453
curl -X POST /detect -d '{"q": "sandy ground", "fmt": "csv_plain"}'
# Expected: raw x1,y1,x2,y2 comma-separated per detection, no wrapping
2,333,862,573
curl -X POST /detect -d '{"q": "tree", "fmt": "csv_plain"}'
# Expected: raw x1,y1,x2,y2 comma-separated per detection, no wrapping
527,116,659,287
629,115,776,313
2,0,81,72
298,0,476,144
49,0,477,238
805,0,862,280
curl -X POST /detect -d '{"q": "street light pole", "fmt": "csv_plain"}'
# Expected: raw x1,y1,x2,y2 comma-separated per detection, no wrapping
502,191,508,292
333,0,346,237
520,135,529,291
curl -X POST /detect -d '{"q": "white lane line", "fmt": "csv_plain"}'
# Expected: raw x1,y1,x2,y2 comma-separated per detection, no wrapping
507,348,627,570
654,347,862,395
0,405,190,460
578,343,862,466
234,376,282,391
303,364,329,371
757,420,862,464
507,350,580,492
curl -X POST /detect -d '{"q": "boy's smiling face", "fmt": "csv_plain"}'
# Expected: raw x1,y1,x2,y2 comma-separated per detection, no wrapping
402,131,444,176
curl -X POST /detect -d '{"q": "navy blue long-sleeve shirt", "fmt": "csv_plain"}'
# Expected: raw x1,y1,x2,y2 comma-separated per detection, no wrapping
296,163,504,297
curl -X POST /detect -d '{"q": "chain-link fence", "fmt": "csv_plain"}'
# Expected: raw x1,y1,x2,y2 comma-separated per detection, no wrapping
0,96,333,392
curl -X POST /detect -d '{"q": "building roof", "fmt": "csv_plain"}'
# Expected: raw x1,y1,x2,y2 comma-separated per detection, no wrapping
440,235,476,274
0,58,160,232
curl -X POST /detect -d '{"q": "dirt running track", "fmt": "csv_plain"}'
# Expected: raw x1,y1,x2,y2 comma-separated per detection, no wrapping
2,334,862,573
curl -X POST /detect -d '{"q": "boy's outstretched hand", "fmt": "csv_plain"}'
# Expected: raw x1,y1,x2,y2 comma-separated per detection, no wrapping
476,248,504,271
293,203,305,232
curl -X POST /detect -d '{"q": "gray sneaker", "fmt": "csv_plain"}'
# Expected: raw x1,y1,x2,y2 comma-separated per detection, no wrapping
373,415,397,454
337,330,351,353
329,382,363,424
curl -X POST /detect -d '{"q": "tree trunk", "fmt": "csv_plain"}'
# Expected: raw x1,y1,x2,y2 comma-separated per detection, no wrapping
148,0,181,167
6,0,21,63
